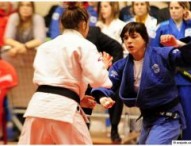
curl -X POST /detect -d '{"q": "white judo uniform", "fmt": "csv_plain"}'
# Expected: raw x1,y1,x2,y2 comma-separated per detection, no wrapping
18,29,112,144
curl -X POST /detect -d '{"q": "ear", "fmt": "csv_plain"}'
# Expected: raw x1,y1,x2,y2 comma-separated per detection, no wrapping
81,21,87,30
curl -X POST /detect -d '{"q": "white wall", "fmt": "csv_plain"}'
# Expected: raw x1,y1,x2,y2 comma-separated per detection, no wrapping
35,2,60,16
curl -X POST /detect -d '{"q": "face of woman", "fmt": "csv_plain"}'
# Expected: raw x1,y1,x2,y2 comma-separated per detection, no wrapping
169,2,184,21
123,32,146,59
19,2,33,18
133,2,148,17
100,2,112,20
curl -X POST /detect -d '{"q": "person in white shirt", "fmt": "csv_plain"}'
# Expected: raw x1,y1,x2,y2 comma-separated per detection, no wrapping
96,2,126,44
126,2,157,38
18,5,114,144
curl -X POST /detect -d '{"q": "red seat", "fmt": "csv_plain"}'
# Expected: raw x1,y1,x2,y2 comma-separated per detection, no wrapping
0,60,18,144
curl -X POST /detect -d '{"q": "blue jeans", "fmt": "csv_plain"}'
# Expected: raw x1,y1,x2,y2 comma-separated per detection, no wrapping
139,116,181,144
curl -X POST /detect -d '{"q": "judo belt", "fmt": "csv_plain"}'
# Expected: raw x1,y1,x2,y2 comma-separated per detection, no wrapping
177,67,191,82
139,97,180,120
36,85,80,104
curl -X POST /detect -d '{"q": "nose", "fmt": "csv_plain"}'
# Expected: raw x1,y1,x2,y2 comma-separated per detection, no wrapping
126,37,133,43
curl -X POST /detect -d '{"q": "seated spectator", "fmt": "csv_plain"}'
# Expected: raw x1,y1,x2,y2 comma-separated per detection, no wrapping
2,2,46,127
119,3,159,22
126,2,157,38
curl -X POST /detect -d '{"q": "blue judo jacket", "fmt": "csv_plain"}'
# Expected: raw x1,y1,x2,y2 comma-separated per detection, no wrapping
92,44,191,127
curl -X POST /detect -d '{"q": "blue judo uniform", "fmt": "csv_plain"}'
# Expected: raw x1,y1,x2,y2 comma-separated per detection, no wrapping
151,18,191,140
92,44,191,144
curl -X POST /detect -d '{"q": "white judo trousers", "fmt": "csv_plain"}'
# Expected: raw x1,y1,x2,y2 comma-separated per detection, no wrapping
18,113,92,144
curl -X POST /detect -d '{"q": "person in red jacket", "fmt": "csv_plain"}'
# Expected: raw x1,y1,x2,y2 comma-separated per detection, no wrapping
0,2,14,47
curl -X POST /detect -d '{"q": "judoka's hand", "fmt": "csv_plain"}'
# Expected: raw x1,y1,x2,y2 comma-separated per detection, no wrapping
160,34,186,47
80,95,96,109
101,52,113,69
100,97,115,109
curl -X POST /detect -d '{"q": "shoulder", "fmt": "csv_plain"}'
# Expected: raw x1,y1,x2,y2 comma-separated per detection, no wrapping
33,14,44,21
7,13,19,26
109,58,126,78
151,46,173,59
112,57,126,70
112,19,126,29
61,30,97,49
126,17,135,23
114,19,126,25
158,20,170,27
9,13,19,20
148,15,157,22
156,20,170,31
82,37,96,49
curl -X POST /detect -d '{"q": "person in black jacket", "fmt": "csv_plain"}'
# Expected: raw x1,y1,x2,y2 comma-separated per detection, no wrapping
87,26,123,63
86,26,124,143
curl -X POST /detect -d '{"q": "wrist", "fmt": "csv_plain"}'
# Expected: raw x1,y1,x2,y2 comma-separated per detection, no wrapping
176,40,186,47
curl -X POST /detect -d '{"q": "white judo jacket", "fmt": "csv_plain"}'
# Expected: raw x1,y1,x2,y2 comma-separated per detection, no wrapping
24,29,112,123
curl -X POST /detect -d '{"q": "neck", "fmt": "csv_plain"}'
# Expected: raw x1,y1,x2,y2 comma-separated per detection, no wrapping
133,55,144,61
174,19,182,26
132,48,145,61
135,14,148,23
104,17,113,26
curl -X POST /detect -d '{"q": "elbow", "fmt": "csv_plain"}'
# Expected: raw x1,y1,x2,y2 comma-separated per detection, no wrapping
90,76,112,89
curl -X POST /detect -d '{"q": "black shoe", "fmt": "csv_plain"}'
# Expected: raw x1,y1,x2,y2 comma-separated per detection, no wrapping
111,130,122,144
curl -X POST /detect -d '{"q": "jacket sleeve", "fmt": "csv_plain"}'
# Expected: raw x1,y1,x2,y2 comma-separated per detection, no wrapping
49,7,64,39
87,27,123,63
169,42,191,67
91,59,125,103
96,27,123,63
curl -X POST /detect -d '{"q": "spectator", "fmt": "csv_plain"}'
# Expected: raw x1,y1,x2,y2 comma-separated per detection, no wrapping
2,1,46,124
96,2,126,44
119,4,159,22
126,2,157,38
